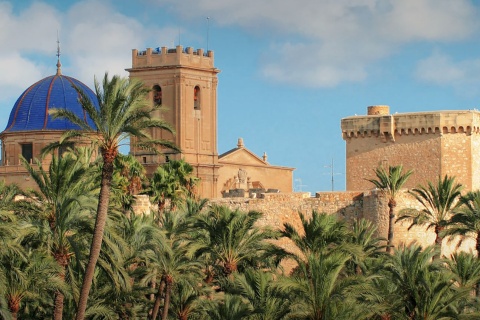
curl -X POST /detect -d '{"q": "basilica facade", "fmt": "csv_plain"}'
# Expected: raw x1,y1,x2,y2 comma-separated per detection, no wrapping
0,45,294,198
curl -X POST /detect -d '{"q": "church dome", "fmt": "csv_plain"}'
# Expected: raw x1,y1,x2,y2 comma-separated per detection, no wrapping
3,74,98,133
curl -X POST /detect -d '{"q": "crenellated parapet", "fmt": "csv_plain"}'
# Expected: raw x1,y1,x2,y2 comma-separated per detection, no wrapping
130,45,216,70
342,106,480,141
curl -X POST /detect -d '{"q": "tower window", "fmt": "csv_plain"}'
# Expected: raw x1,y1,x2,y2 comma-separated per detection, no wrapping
21,143,33,163
194,86,200,110
153,85,162,105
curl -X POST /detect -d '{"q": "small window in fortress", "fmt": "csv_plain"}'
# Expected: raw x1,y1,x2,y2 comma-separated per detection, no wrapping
153,85,162,105
21,143,33,163
194,86,200,110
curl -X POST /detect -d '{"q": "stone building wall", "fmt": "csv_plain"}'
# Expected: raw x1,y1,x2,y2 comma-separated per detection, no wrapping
134,190,475,271
342,107,480,192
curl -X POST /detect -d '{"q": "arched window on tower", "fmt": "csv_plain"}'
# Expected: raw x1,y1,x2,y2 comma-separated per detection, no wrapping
153,85,162,105
194,86,200,110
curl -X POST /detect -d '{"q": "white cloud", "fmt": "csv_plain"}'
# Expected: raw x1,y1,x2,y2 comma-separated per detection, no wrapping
0,0,179,99
156,0,479,87
415,51,480,97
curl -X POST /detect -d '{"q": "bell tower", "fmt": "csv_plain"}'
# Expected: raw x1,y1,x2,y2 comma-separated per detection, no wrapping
127,45,220,198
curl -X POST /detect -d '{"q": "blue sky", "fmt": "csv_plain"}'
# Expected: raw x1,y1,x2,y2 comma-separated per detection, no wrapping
1,0,480,193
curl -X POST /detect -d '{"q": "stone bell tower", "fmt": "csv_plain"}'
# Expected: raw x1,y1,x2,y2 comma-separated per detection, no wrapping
127,45,220,198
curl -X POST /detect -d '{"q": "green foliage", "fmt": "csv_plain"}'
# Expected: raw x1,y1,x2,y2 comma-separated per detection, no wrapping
366,165,413,253
398,175,463,257
4,147,480,319
147,159,199,217
366,165,413,204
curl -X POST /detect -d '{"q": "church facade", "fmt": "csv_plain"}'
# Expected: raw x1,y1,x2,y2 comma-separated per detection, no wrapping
0,45,294,198
127,45,294,198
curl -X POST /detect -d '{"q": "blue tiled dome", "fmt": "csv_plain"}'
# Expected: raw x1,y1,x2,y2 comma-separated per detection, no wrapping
4,74,98,132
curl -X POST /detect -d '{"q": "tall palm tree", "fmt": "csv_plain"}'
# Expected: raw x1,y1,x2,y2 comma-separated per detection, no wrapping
366,165,413,253
19,150,97,320
143,209,203,320
397,175,462,258
48,73,178,320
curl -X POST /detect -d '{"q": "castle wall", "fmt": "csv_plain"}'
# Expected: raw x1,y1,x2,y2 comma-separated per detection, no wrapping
441,132,472,189
342,108,480,191
345,132,441,191
134,188,475,271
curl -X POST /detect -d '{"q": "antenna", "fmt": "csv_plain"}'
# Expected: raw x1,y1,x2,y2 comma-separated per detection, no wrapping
323,158,343,191
206,17,210,52
294,178,307,192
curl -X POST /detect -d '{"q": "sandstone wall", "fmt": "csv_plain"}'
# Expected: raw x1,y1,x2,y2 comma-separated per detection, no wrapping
134,190,476,264
345,133,441,191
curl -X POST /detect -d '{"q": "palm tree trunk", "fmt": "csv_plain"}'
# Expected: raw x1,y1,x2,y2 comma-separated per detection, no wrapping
434,225,444,260
161,276,173,320
53,254,69,320
151,279,166,320
8,297,20,320
75,156,115,320
387,202,396,254
476,233,480,297
53,291,65,320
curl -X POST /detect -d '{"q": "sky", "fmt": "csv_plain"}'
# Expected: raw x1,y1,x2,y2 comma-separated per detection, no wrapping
2,0,480,193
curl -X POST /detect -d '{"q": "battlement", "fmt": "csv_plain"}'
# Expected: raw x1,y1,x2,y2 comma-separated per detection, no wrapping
342,107,480,140
131,45,215,70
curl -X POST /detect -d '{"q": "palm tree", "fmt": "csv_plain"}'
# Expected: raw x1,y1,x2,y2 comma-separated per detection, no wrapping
280,211,355,265
279,251,372,320
48,73,178,320
366,165,413,253
2,251,68,320
382,244,471,319
19,150,97,320
169,281,211,320
347,219,386,275
147,159,199,218
223,268,291,320
141,209,203,320
447,190,480,256
193,205,279,279
444,190,480,296
446,251,480,294
397,175,462,258
205,294,254,320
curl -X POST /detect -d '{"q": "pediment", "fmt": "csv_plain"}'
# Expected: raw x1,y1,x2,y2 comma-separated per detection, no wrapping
218,147,267,166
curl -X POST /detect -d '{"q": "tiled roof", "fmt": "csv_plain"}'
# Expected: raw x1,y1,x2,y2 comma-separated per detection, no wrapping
4,74,98,132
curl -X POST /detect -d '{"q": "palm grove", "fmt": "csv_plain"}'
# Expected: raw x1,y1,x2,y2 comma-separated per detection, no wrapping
2,75,480,319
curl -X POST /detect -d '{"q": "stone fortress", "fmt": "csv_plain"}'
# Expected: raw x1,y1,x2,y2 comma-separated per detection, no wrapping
1,44,479,255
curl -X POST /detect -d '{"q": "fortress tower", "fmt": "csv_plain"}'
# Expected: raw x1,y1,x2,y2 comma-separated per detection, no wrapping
341,106,480,191
127,45,220,198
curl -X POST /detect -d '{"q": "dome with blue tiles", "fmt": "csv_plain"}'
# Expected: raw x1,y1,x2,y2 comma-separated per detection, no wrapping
4,69,98,133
